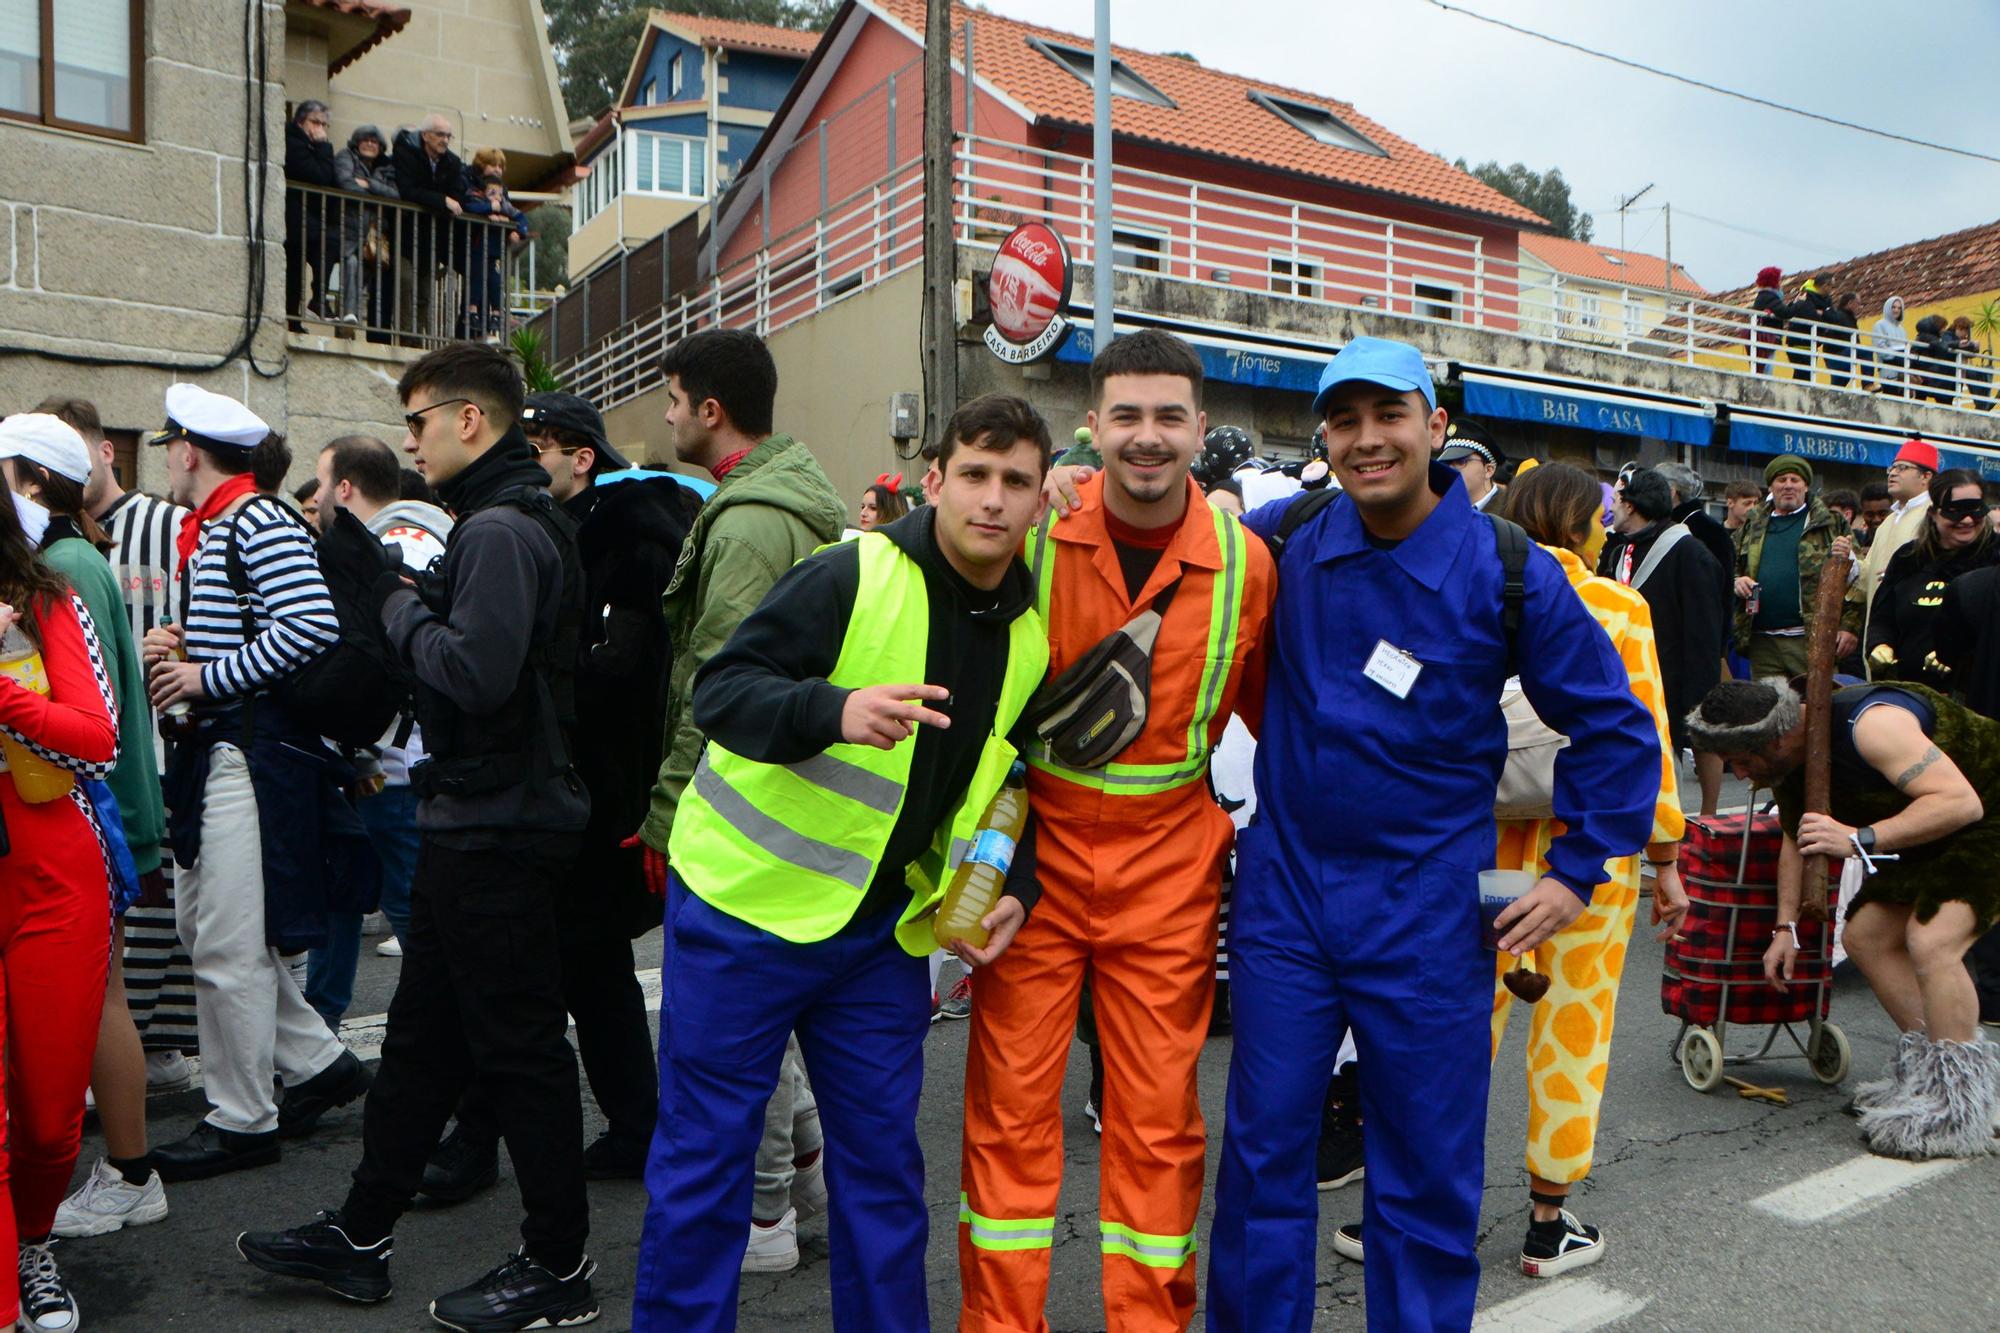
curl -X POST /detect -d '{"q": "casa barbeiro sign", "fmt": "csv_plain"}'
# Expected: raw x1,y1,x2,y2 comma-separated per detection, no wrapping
984,222,1073,365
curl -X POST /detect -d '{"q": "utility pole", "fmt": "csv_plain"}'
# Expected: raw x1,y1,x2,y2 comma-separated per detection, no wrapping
1616,182,1653,254
1091,0,1113,349
921,0,958,452
1662,201,1673,299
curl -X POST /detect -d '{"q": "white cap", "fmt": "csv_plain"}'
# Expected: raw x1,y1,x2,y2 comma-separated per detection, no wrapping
150,383,270,453
0,413,93,484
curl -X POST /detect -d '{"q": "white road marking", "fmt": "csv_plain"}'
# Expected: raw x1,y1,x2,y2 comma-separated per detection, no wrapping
162,968,668,1095
1750,1154,1967,1225
1472,1277,1649,1331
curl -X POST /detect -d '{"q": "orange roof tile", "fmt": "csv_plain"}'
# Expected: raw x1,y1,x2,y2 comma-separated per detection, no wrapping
658,12,823,58
1711,218,2000,317
867,0,1546,229
293,0,411,75
1520,233,1707,295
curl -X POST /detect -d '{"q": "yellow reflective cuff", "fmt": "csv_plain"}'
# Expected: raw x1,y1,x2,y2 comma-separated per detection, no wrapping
1099,1219,1197,1269
959,1193,1055,1252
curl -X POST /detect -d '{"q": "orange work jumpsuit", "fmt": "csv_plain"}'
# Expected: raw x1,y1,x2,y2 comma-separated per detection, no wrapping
959,473,1274,1333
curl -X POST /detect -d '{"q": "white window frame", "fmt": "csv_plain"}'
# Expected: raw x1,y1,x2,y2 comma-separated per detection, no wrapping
669,50,684,98
640,78,656,106
1575,291,1602,330
1112,224,1168,275
1270,250,1322,300
628,129,708,200
1413,280,1460,322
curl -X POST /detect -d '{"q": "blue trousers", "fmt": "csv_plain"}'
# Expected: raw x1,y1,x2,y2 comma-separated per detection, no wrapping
634,877,931,1333
306,784,418,1028
1208,837,1494,1333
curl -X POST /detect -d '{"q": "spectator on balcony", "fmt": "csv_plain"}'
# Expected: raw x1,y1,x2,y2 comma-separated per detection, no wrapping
391,115,467,340
1947,316,1992,411
1784,275,1834,381
284,100,338,329
1912,315,1957,405
1872,295,1910,395
1750,265,1794,376
463,179,528,341
333,124,398,334
1823,291,1861,389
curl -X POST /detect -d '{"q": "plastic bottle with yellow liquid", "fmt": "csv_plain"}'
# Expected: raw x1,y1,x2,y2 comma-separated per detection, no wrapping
933,761,1027,951
0,623,75,803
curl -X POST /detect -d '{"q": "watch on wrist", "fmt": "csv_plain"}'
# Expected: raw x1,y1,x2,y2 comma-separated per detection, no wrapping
1855,826,1877,854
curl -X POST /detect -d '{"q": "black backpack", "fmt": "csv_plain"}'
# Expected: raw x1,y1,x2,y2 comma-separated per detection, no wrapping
222,502,415,749
1264,486,1530,672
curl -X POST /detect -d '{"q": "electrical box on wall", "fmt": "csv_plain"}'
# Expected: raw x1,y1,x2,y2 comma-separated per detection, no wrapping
889,393,921,442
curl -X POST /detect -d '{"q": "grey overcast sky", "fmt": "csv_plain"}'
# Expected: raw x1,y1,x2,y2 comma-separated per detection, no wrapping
974,0,2000,293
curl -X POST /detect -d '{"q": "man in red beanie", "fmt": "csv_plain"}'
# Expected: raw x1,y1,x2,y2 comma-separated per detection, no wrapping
1848,440,1939,674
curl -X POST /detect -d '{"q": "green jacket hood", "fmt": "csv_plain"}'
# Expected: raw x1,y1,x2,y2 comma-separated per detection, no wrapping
703,434,847,539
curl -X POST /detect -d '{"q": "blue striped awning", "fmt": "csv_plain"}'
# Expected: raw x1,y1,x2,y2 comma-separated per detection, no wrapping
1459,370,1712,446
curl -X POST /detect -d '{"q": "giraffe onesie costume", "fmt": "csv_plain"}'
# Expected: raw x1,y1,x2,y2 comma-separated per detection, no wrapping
1490,545,1684,1183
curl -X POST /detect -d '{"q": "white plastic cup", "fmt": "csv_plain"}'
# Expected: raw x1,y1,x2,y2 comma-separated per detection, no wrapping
1478,869,1537,950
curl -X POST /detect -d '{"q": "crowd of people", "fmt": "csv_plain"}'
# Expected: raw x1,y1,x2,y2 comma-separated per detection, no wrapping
0,324,1994,1333
285,103,530,342
1750,269,1993,408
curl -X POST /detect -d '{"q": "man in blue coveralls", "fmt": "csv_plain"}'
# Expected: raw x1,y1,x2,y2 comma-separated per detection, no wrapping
1206,336,1660,1332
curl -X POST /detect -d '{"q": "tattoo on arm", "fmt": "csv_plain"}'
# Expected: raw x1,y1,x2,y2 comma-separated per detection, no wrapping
1893,744,1944,793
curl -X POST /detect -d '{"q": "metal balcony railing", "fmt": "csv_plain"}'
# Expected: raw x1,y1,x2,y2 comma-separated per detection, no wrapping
549,134,2000,421
284,183,536,347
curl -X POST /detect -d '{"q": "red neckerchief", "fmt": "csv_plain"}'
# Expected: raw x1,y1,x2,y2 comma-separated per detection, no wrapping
176,474,259,572
709,446,753,482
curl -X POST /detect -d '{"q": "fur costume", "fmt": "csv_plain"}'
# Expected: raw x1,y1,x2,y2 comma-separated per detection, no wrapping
1857,1033,2000,1160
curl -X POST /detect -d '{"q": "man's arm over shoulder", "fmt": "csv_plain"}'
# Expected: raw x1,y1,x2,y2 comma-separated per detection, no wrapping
691,542,859,764
1514,545,1661,897
382,509,549,713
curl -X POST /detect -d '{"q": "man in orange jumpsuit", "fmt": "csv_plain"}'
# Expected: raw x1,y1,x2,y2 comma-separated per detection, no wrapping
958,329,1275,1332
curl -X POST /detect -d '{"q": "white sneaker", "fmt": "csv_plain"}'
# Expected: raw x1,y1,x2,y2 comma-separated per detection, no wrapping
145,1051,192,1092
376,937,403,958
17,1242,78,1331
742,1207,799,1273
789,1153,826,1222
53,1158,169,1238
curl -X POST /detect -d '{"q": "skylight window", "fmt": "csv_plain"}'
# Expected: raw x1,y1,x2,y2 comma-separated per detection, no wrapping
1600,253,1625,265
1028,38,1175,109
1249,91,1385,156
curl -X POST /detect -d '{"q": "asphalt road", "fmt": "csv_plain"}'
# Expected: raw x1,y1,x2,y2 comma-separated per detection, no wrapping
61,776,2000,1331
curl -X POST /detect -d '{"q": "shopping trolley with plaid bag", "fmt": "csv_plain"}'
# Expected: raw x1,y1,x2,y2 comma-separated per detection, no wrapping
1661,806,1851,1092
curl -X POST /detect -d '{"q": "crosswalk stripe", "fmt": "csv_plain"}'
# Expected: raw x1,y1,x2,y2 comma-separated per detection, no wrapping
1750,1154,1966,1224
1472,1278,1649,1331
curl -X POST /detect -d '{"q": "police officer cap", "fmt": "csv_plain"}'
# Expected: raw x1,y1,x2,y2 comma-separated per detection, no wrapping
523,391,630,471
0,413,93,484
148,383,270,454
1436,416,1504,470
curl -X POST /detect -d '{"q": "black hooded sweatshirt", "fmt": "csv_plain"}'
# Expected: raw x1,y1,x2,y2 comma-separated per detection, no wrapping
692,506,1042,928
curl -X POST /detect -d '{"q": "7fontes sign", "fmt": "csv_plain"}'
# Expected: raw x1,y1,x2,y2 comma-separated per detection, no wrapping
984,222,1074,365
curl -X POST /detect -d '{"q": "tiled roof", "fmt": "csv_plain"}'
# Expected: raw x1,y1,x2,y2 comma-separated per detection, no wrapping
658,12,823,58
867,0,1547,229
1710,218,2000,315
1520,233,1707,295
293,0,411,75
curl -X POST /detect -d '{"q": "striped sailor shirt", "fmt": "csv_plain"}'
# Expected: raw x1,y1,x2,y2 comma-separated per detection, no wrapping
182,495,339,700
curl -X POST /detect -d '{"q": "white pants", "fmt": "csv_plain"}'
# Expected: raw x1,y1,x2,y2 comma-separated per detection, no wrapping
176,744,345,1134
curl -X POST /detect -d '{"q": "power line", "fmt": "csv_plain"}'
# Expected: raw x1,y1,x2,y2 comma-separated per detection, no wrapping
1422,0,2000,167
1669,208,1849,257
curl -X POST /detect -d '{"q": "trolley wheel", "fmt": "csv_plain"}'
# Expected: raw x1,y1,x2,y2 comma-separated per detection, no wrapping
1809,1021,1851,1085
1681,1027,1725,1092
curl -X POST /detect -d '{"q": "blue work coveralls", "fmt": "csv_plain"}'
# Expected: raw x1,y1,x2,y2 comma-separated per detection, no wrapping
1207,468,1659,1332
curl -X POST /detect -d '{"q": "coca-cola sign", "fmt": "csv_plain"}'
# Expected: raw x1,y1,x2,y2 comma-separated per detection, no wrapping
984,222,1073,365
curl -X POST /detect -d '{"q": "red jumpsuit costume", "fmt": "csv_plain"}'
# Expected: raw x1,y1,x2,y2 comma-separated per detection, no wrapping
0,592,118,1318
959,474,1273,1332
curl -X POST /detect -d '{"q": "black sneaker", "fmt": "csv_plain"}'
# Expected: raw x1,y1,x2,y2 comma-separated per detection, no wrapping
581,1128,647,1181
1316,1120,1364,1191
1331,1222,1363,1263
153,1121,281,1182
278,1051,373,1139
420,1127,501,1204
429,1250,599,1332
1521,1208,1604,1278
19,1241,80,1331
236,1210,393,1302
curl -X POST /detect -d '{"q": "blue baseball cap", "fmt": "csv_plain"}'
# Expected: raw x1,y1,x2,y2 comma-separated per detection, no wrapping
1311,336,1437,416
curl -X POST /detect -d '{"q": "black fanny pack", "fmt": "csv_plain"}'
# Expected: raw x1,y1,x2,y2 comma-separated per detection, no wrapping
1027,578,1180,769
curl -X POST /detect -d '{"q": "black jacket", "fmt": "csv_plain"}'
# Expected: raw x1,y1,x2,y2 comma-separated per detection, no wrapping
1823,303,1859,346
1673,499,1737,614
1786,288,1833,347
392,128,466,258
1866,539,2000,694
1753,286,1796,331
382,431,590,847
1934,566,2000,716
285,121,337,238
1912,316,1956,398
1601,519,1727,739
693,507,1042,928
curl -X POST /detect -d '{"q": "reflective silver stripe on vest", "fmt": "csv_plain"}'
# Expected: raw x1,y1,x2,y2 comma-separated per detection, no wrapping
784,751,905,815
693,756,874,891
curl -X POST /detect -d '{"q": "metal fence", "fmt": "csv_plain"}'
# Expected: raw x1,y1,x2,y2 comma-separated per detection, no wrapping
285,184,536,346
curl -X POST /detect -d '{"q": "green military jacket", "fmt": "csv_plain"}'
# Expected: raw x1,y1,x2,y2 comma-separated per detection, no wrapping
638,434,847,853
1730,495,1850,655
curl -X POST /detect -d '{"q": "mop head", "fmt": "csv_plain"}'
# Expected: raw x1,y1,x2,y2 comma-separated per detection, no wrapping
1685,678,1801,754
1860,1035,2000,1160
1850,1029,1925,1116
